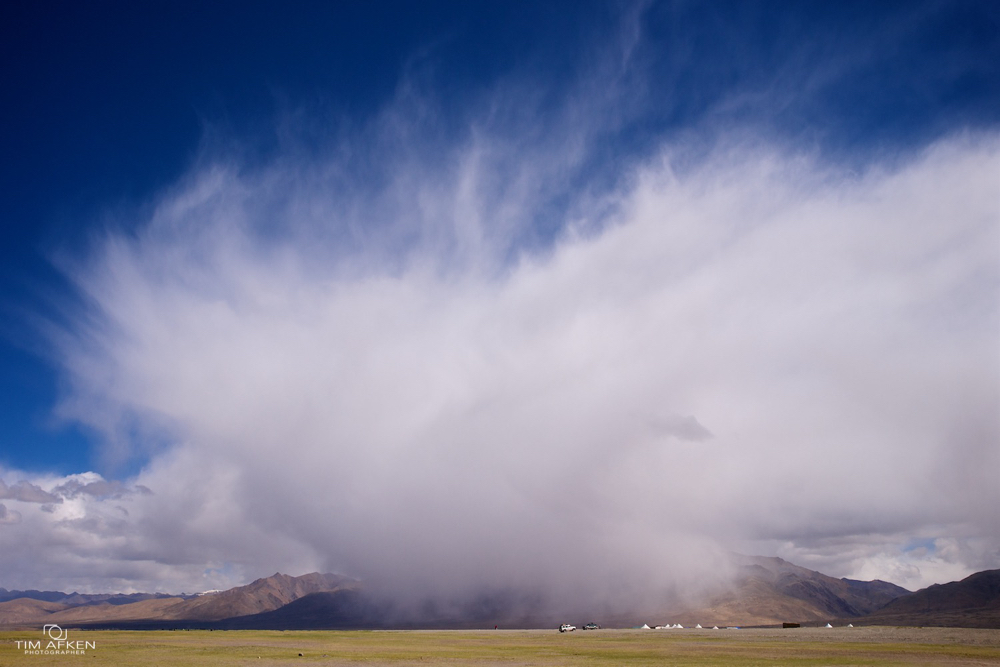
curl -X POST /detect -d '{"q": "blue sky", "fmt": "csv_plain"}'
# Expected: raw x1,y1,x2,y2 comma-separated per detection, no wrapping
0,1,998,602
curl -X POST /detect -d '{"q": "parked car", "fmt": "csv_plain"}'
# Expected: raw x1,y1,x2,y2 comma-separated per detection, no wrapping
558,624,576,632
582,623,600,630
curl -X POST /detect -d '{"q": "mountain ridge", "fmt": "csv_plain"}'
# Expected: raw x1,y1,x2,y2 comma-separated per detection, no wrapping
4,561,998,629
660,555,909,627
0,588,179,606
853,569,1000,628
0,571,357,627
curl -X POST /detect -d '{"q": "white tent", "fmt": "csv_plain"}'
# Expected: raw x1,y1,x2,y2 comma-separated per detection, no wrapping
824,623,833,628
640,624,651,630
695,624,702,629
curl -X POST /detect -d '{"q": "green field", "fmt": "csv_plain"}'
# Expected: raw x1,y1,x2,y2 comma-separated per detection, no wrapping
3,627,1000,666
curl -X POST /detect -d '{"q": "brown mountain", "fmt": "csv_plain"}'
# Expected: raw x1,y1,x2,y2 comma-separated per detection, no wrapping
0,572,356,627
665,555,909,627
167,571,356,621
40,597,189,624
0,598,68,625
858,569,1000,628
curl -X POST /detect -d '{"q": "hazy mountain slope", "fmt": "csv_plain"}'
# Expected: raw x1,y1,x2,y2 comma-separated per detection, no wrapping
733,556,907,615
216,590,560,630
5,572,358,626
0,587,177,606
0,598,68,625
150,572,356,621
0,589,67,604
43,597,189,624
665,555,910,627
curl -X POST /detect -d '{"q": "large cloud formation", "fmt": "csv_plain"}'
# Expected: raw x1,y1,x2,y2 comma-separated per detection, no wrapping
1,9,998,606
3,127,994,603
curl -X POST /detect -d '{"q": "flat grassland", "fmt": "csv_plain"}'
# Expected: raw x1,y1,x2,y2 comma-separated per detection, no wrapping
3,627,1000,666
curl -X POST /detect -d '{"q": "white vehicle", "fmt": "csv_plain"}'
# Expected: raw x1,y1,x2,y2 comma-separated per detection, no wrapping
558,624,576,632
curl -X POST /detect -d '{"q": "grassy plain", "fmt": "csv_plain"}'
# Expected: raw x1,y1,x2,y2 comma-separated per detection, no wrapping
3,627,1000,666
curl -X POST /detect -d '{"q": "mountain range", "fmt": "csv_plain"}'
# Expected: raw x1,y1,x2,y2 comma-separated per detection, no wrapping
860,569,1000,629
0,572,357,629
665,555,910,627
1,559,998,629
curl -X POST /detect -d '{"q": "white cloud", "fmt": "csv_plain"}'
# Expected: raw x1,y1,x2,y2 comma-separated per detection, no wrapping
0,479,61,504
0,503,21,525
5,123,991,608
